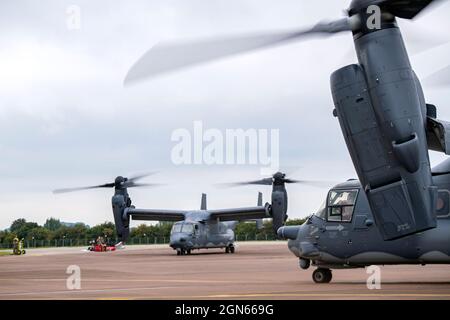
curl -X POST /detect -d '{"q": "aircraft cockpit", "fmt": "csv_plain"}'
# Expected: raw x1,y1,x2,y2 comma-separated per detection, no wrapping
314,189,359,223
171,222,196,235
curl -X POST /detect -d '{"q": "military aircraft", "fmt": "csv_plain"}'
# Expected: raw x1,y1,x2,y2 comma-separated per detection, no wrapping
53,174,281,255
123,0,450,280
278,159,450,283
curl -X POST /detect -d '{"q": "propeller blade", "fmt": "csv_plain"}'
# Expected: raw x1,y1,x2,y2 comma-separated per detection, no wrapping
128,172,158,182
124,18,354,84
379,0,441,20
124,182,165,189
52,183,115,194
283,179,337,188
218,178,274,188
422,65,450,87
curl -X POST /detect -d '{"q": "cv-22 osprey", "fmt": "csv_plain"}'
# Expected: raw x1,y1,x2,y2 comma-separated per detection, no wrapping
53,173,288,255
278,158,450,283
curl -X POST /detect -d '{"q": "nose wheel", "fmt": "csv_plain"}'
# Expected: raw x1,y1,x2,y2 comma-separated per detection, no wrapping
225,245,235,254
176,248,192,256
312,268,332,283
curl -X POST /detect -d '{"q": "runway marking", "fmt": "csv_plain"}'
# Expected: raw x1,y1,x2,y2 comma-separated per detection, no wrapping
2,286,450,299
203,292,450,298
0,278,269,284
0,286,178,297
114,292,450,299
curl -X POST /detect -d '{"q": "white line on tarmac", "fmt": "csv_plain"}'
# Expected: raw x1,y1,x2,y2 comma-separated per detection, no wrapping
0,286,179,297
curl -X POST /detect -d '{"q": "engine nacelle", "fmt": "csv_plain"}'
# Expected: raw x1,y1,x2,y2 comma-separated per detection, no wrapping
270,190,288,234
112,194,130,242
331,64,437,240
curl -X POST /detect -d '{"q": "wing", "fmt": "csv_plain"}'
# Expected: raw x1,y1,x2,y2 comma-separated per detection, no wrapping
209,204,270,222
126,208,186,222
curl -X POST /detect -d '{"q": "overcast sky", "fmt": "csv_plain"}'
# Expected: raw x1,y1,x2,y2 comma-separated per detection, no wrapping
0,0,449,229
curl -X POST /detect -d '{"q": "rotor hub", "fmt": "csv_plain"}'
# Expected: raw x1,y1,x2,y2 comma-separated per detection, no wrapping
348,0,381,15
114,176,125,187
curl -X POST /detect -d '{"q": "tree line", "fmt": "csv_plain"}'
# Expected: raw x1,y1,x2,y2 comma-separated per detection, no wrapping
0,217,306,245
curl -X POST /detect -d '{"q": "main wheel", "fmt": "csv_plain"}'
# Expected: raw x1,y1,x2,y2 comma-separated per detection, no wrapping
225,247,230,253
230,246,235,254
312,268,332,283
22,250,26,255
186,249,191,255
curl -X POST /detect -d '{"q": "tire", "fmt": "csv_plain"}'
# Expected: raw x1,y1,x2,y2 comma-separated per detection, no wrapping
176,250,181,256
187,249,191,255
230,246,235,254
22,250,26,255
225,247,230,253
312,268,332,283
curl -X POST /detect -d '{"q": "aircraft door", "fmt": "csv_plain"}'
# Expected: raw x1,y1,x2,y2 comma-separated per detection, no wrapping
192,224,199,239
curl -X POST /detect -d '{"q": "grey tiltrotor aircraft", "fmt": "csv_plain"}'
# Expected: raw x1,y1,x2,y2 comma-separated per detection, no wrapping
54,173,288,255
124,0,450,281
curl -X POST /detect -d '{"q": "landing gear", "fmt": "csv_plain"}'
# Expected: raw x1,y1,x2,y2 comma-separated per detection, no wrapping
312,268,332,283
225,245,235,254
177,248,191,256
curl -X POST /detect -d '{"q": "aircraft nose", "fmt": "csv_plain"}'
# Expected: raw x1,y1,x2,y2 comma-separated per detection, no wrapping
170,234,190,247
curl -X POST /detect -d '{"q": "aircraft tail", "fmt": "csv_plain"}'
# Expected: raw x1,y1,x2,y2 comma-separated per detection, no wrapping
255,192,263,229
201,193,207,210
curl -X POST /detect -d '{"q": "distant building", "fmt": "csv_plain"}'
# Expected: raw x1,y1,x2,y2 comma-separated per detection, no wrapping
61,222,90,228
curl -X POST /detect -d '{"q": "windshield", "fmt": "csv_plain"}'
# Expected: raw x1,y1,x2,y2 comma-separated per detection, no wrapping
181,223,194,234
327,189,358,222
314,199,327,220
171,224,182,234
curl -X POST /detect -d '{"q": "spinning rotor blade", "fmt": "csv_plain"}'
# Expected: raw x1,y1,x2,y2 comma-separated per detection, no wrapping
222,178,274,187
124,18,355,84
422,65,450,87
123,182,164,189
53,172,161,194
52,183,115,194
219,175,335,188
378,0,441,19
127,172,158,182
283,179,337,188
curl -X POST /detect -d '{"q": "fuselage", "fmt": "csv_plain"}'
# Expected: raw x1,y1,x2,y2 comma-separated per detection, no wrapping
169,213,237,252
285,169,450,268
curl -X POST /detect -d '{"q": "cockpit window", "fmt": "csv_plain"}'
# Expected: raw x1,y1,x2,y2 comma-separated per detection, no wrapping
181,223,194,234
327,189,358,222
171,224,182,233
314,199,327,220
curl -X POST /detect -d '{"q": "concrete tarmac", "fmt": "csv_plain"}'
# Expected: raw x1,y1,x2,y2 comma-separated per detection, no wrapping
0,241,449,300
